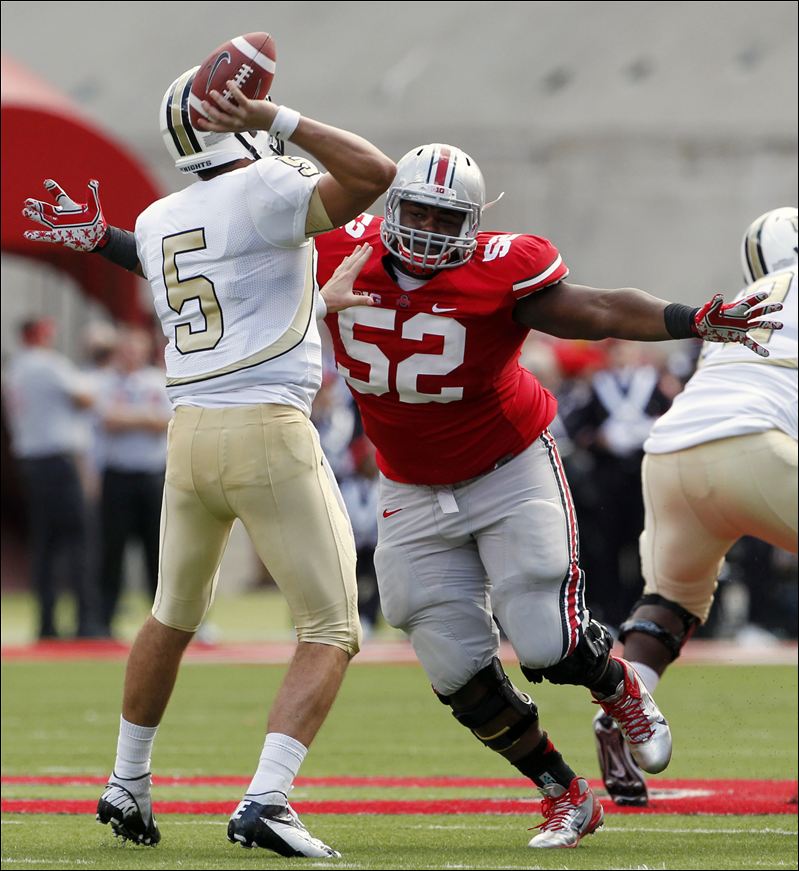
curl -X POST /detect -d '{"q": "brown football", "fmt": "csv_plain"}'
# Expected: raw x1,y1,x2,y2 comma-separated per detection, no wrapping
189,32,276,127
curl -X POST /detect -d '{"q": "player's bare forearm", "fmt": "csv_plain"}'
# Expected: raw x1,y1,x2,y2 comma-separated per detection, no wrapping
513,282,673,341
198,81,395,227
292,119,395,227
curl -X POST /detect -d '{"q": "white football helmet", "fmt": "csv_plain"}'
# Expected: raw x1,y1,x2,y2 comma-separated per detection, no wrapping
381,143,485,271
741,206,798,284
160,67,282,175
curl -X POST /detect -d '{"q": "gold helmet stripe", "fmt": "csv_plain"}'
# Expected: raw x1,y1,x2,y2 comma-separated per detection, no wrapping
167,69,201,157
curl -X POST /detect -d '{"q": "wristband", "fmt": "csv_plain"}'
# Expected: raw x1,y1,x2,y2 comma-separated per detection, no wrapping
268,106,301,142
92,226,140,272
664,303,700,339
315,294,328,321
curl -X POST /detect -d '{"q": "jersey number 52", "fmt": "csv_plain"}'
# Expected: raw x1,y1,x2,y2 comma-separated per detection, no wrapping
336,308,465,404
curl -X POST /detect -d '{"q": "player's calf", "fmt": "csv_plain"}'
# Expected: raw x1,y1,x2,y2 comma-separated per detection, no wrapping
436,658,589,799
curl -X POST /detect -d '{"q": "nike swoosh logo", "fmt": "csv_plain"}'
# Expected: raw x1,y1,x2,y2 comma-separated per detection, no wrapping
382,508,404,518
206,51,232,93
431,304,457,313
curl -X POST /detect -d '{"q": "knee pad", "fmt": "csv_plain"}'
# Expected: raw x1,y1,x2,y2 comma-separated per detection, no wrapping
436,658,539,754
520,619,613,687
618,593,700,662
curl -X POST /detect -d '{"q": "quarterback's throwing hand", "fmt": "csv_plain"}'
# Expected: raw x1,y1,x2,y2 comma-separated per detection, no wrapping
694,289,783,357
320,244,376,314
22,179,108,252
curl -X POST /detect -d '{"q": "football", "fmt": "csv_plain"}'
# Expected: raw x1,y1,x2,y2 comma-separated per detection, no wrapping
188,32,276,127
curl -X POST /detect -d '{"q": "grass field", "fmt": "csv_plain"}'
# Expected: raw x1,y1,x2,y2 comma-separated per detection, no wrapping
2,591,797,869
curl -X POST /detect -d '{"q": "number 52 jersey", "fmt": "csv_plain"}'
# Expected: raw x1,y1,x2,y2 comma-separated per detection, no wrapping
135,156,323,414
315,214,570,485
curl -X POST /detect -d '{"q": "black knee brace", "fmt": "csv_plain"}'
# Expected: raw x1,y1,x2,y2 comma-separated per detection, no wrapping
618,593,700,661
436,658,539,754
520,619,613,687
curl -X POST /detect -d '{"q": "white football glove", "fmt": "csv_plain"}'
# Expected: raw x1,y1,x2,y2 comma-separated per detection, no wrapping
693,289,783,357
22,179,108,252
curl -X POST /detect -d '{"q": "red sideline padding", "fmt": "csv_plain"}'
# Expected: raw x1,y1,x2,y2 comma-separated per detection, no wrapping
2,779,797,816
2,638,797,665
4,775,533,788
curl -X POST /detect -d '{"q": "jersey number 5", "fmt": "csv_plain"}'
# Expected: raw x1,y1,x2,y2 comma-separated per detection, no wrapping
336,308,466,403
162,229,224,354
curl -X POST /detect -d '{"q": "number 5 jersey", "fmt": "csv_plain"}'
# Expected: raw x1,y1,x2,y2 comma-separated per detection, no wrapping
135,156,323,414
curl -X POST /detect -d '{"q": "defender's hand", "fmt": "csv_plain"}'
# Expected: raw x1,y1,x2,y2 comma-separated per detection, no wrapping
694,290,784,357
320,244,376,315
22,179,108,252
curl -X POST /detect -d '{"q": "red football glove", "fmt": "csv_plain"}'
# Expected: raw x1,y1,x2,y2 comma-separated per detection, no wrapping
694,289,784,357
22,179,108,252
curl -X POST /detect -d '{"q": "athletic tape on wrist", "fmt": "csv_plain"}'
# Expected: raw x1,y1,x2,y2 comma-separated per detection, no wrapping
664,303,700,339
268,106,301,141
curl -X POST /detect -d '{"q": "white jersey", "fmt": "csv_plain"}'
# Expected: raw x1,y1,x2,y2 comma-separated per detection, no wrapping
136,156,324,415
646,267,798,453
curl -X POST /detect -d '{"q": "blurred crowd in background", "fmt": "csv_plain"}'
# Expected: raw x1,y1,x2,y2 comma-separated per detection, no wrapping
3,314,795,644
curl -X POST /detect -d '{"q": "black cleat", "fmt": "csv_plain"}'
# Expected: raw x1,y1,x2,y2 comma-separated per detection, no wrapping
96,773,160,845
593,711,649,806
228,798,340,858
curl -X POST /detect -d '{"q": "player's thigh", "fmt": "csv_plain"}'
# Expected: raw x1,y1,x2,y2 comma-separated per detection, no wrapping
476,436,580,668
374,479,500,694
232,410,359,654
153,467,234,633
640,452,729,622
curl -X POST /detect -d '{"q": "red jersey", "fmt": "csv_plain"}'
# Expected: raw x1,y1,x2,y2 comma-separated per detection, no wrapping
315,214,569,485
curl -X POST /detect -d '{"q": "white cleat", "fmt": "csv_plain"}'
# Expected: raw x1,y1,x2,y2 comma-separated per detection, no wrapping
228,798,340,858
96,772,160,846
592,656,672,774
593,710,649,805
528,777,604,848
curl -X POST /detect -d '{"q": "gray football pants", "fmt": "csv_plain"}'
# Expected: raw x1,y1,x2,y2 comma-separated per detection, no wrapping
374,432,589,695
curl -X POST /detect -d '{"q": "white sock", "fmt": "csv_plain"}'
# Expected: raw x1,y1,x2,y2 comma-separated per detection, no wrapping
630,661,661,695
113,716,158,783
245,733,308,804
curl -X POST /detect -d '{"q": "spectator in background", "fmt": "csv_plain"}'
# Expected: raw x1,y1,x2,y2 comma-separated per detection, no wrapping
311,369,360,479
79,320,120,597
81,320,120,478
5,317,102,639
562,341,678,628
96,326,172,636
339,435,381,636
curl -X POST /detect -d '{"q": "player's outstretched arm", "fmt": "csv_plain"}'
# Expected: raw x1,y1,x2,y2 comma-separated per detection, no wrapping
22,179,143,275
513,281,782,357
197,81,396,229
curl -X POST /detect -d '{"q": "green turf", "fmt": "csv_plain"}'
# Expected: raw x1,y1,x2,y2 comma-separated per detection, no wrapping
2,661,796,778
2,649,797,868
1,814,796,870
